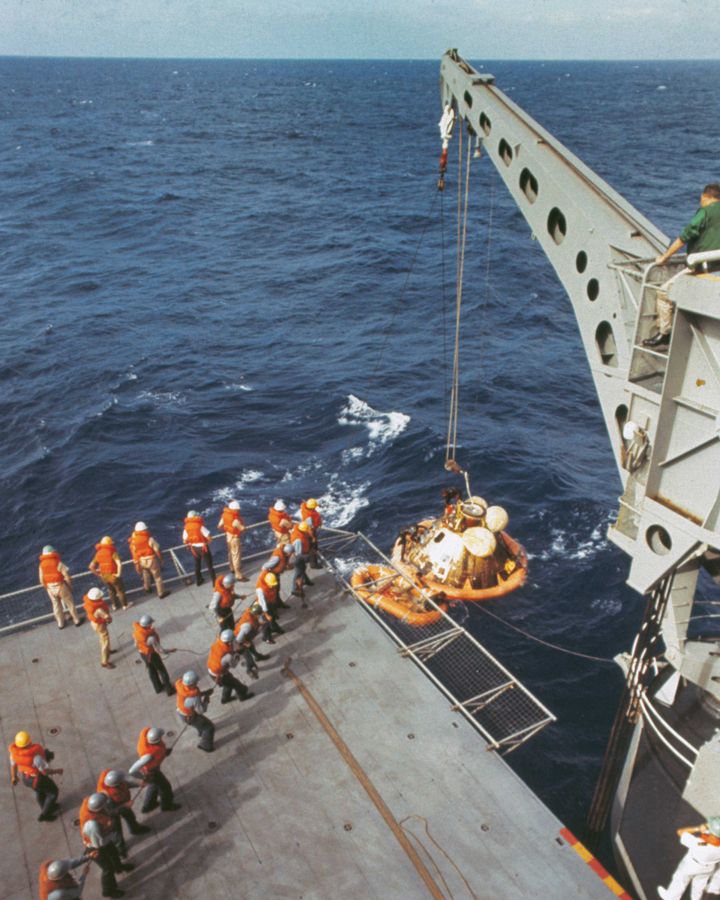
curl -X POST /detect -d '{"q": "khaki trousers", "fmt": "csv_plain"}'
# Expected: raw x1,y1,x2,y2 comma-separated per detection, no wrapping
46,582,80,627
226,534,244,578
91,621,111,665
139,556,164,595
656,290,674,335
101,574,128,609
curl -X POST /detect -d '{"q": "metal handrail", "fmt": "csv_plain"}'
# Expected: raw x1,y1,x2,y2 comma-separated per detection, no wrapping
638,691,698,769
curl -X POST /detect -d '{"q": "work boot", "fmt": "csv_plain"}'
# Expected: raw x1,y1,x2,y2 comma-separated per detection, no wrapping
642,331,670,348
198,743,215,753
118,862,135,872
272,623,285,635
74,618,84,627
165,686,176,696
102,662,116,669
277,600,290,609
37,811,58,822
130,823,152,835
104,890,125,899
161,802,182,812
196,577,204,586
240,691,255,702
304,578,314,586
221,696,238,704
249,668,259,680
254,651,270,661
159,591,171,598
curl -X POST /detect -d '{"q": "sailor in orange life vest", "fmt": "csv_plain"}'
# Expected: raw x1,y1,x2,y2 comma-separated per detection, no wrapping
132,614,175,696
268,499,292,537
9,730,63,822
291,521,314,606
128,727,181,815
89,536,131,611
209,572,240,632
83,587,116,669
260,533,293,609
128,521,169,598
37,856,89,900
175,670,215,752
658,817,720,900
206,629,255,703
38,545,83,628
79,791,133,899
96,768,151,857
217,499,247,580
234,601,271,678
300,498,323,569
255,570,285,642
182,510,216,586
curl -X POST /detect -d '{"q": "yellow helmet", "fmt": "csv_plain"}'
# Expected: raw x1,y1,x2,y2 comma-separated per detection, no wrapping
14,731,30,748
265,572,278,586
298,522,310,532
100,535,113,545
306,498,318,509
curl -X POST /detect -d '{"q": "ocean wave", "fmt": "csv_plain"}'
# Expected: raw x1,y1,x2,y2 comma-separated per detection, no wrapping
338,394,410,457
223,382,253,392
316,475,370,529
530,519,609,563
137,390,186,406
211,470,264,504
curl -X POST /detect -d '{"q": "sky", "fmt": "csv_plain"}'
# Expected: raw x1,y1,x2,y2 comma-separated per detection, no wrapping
1,0,720,60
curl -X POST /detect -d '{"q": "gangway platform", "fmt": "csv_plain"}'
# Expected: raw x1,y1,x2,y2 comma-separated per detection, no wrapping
0,532,620,899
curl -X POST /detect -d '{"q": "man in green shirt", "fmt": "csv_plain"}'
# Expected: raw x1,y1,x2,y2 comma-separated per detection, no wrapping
644,183,720,348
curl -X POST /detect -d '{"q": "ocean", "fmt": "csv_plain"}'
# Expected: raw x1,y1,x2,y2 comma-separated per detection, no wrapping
2,56,719,838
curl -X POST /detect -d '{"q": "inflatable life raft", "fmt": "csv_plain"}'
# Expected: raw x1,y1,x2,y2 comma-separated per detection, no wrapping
350,564,448,626
390,498,528,603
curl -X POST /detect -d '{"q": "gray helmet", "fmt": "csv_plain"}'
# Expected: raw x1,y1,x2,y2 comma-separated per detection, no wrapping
187,510,198,518
182,670,199,686
222,573,236,587
708,817,720,837
42,545,56,555
47,860,71,880
103,769,124,788
139,614,154,628
220,629,235,644
88,792,108,812
147,727,165,745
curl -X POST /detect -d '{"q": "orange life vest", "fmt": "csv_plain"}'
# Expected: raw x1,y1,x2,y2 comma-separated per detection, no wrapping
256,571,278,605
92,543,118,576
96,769,131,807
38,552,65,586
267,545,289,575
268,507,291,534
207,638,233,677
8,741,46,777
79,795,115,847
235,607,260,638
291,524,311,555
129,530,154,561
221,507,244,536
184,516,208,546
132,621,158,656
136,728,167,773
83,593,111,625
38,861,78,899
213,575,235,610
175,679,200,718
300,503,322,531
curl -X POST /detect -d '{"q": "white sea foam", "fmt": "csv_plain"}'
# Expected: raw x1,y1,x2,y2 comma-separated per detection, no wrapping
223,382,252,392
532,520,607,562
137,390,186,406
211,470,264,505
316,475,370,529
127,140,155,147
338,394,410,457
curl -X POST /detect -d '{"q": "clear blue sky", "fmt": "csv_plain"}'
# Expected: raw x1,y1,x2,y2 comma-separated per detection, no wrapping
2,0,719,59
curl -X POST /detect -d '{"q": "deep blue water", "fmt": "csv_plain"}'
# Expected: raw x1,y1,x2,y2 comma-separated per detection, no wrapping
2,56,720,839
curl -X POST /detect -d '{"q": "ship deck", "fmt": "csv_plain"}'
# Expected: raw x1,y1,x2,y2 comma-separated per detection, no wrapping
1,559,613,899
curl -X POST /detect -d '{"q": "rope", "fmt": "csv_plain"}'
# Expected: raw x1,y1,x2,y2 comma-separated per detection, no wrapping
400,814,478,900
473,603,616,665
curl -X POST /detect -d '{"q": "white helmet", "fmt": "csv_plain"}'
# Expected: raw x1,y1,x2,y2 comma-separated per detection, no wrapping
88,792,108,812
182,670,199,686
220,629,235,644
104,770,124,788
228,500,240,510
47,860,71,880
147,727,165,744
139,614,154,628
135,521,148,532
485,506,509,533
88,587,103,601
187,510,198,518
222,573,236,587
273,499,286,511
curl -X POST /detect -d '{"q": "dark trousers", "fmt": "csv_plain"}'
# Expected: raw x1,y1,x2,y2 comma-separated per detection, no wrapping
93,842,122,896
261,610,283,642
216,669,250,702
23,772,58,817
183,712,215,751
192,546,215,585
217,608,234,633
309,536,322,568
142,651,172,694
141,769,174,813
242,644,265,673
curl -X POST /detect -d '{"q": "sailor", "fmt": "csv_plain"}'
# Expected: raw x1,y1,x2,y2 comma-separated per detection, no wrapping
8,730,63,822
290,521,313,606
206,629,254,704
96,769,151,854
217,499,246,580
132,614,175,695
83,587,115,669
234,602,271,677
260,534,293,609
300,498,323,569
268,499,292,538
175,670,215,752
256,571,284,642
657,817,720,900
38,857,89,900
38,545,83,629
89,537,131,611
645,183,720,349
210,572,240,632
441,487,462,519
128,727,181,814
128,522,169,598
182,510,215,586
79,791,133,899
